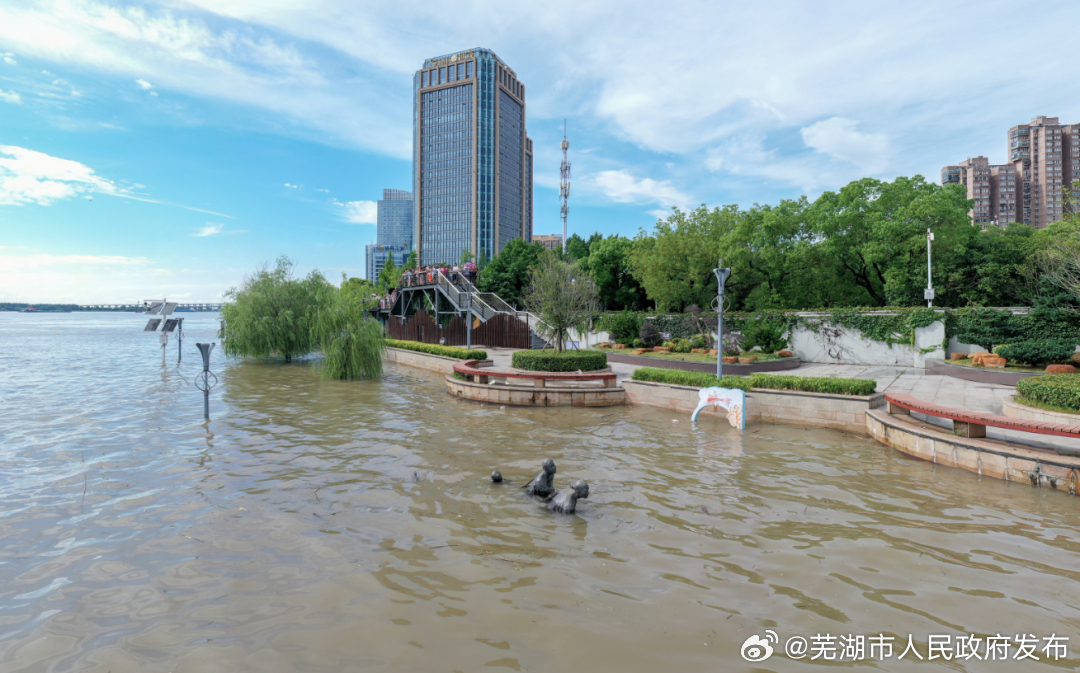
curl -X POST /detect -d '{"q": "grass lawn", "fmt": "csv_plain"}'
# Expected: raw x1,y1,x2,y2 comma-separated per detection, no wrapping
946,358,1048,373
594,347,783,363
1014,395,1080,415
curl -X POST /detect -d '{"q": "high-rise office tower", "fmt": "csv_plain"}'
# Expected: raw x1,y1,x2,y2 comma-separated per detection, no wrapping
365,189,413,281
942,115,1078,228
413,48,533,266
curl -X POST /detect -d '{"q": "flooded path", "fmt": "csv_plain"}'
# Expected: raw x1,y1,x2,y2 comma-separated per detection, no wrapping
2,313,1080,671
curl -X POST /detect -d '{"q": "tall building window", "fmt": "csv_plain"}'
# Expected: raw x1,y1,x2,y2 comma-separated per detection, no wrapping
439,67,446,84
466,61,473,78
422,71,429,87
448,65,456,82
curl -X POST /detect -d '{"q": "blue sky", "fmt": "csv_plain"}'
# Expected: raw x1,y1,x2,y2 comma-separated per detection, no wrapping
1,0,1078,303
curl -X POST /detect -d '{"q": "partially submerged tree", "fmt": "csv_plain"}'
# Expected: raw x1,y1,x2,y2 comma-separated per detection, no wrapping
221,256,325,362
522,256,599,353
311,284,385,380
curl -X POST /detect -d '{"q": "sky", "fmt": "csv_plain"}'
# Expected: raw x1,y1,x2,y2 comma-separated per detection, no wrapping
1,0,1078,303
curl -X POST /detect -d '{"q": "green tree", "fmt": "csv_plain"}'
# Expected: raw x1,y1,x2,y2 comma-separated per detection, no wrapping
403,249,418,272
522,256,599,352
221,256,326,362
581,235,648,310
477,247,489,270
565,232,602,261
377,255,399,293
476,238,545,307
459,248,474,265
340,275,376,305
311,283,385,380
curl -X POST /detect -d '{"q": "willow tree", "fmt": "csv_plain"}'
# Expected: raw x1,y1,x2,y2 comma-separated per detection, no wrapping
522,256,599,353
311,284,385,380
221,256,326,362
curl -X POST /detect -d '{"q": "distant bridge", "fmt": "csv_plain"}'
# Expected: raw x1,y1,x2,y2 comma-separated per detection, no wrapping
77,303,225,311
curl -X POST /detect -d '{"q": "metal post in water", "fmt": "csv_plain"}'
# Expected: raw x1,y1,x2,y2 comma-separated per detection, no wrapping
177,317,184,361
925,228,935,308
195,342,217,421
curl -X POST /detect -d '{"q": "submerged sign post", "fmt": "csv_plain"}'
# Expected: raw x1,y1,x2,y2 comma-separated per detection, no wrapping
194,342,218,421
692,386,745,430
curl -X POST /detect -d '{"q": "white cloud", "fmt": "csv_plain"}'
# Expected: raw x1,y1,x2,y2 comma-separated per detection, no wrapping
647,208,671,220
3,52,15,65
801,117,889,172
149,91,157,96
333,199,377,224
0,251,237,303
0,145,119,205
135,78,152,89
284,183,300,188
0,89,21,104
586,169,691,209
195,222,224,236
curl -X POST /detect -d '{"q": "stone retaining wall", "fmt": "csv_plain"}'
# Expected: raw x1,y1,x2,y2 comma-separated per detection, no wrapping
622,379,884,435
866,409,1080,494
1002,395,1080,425
446,376,627,407
384,347,492,374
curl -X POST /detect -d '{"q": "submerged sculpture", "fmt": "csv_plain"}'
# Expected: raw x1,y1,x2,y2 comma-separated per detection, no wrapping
523,458,557,497
691,386,745,429
547,480,590,514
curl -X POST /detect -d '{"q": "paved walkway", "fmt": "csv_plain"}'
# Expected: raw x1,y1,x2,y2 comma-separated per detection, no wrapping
480,347,1080,452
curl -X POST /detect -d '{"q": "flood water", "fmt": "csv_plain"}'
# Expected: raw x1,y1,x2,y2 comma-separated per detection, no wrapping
3,312,1080,671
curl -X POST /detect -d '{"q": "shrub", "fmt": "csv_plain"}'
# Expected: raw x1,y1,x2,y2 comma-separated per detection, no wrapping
1017,374,1080,412
952,308,1019,351
689,333,707,350
741,317,788,353
633,338,645,348
511,349,607,372
747,374,877,397
629,368,876,396
671,338,692,353
385,338,487,360
662,340,675,349
630,367,751,390
601,310,643,345
995,339,1077,366
639,321,661,348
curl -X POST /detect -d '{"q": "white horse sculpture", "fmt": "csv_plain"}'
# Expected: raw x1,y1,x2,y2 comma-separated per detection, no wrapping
691,386,745,430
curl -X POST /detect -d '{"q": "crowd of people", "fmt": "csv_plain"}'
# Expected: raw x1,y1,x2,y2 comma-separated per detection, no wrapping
372,262,479,310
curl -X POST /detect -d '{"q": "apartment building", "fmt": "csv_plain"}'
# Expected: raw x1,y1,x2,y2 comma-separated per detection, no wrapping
533,234,563,251
943,115,1078,228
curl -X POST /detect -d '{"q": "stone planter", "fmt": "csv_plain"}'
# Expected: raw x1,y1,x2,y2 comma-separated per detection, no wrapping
924,359,1044,386
603,351,801,375
1002,395,1080,425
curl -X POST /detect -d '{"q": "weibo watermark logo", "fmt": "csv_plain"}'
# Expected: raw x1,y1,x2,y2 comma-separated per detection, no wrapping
740,630,778,662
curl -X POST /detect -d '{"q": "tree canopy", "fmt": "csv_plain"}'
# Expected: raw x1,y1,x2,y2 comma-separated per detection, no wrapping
476,237,546,308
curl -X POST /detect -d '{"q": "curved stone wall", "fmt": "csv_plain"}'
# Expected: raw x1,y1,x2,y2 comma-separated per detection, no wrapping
1002,395,1080,425
445,376,627,407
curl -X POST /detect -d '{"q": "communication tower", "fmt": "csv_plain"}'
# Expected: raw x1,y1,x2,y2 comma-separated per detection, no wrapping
560,121,571,255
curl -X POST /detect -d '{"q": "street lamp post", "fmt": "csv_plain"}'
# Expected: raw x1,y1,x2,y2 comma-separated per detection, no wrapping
713,259,732,379
925,228,935,308
466,283,473,350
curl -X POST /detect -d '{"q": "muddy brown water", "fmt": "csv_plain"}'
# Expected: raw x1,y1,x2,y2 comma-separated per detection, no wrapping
3,313,1080,671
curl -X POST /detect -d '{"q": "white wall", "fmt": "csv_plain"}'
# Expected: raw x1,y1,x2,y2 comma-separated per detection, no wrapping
787,320,944,368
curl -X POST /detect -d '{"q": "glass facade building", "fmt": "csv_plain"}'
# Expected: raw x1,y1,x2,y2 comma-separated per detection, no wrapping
366,189,413,280
413,48,533,266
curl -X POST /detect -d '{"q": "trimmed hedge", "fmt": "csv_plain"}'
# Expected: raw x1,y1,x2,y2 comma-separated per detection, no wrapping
995,339,1076,366
511,349,607,372
630,367,877,396
748,374,877,397
630,367,751,391
1016,374,1080,412
385,339,487,360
